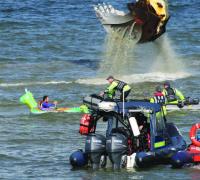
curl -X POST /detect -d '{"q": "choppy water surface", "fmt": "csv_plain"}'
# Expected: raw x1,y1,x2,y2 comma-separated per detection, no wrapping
0,0,200,179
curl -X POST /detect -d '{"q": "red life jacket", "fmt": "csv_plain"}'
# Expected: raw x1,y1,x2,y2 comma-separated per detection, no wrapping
153,92,166,105
79,114,95,135
154,92,164,96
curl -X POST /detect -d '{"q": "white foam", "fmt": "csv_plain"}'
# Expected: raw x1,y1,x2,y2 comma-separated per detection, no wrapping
0,81,71,87
191,164,200,170
76,72,191,85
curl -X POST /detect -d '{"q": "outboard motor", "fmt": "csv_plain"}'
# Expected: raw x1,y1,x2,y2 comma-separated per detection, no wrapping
85,133,106,169
106,133,128,169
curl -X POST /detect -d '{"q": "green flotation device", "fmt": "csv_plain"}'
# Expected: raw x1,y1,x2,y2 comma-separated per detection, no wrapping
20,89,38,110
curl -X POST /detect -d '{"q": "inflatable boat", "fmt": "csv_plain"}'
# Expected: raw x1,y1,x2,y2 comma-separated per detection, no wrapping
94,0,169,43
171,123,200,168
70,95,186,169
19,89,89,114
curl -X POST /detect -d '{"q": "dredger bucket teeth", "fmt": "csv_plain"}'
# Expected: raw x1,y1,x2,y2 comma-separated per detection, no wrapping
94,3,133,25
94,3,142,42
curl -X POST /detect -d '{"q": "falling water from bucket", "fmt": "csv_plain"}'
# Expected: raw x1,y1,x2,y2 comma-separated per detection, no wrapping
98,33,186,79
76,33,189,86
98,32,138,76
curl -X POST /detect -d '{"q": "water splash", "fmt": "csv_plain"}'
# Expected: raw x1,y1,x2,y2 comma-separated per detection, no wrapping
99,32,138,76
150,35,185,72
77,72,190,85
97,32,187,82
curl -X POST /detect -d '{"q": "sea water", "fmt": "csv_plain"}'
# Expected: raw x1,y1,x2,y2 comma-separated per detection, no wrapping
0,0,200,179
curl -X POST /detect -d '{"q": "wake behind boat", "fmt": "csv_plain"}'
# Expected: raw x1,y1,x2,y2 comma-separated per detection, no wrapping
19,89,89,114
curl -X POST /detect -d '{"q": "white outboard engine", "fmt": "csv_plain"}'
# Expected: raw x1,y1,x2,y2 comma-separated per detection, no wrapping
106,133,128,169
85,133,106,169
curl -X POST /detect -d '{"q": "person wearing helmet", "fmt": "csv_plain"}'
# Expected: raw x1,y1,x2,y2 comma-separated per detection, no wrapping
150,86,167,116
101,75,131,101
162,81,185,107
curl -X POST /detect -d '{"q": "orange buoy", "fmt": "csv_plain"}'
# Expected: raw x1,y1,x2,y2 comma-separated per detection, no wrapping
189,123,200,147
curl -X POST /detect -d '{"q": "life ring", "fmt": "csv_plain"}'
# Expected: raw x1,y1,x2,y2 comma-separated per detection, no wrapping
189,123,200,147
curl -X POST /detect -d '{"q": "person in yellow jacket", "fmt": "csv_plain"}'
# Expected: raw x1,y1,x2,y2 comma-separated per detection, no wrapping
150,86,167,117
162,81,185,107
102,76,131,101
101,76,131,137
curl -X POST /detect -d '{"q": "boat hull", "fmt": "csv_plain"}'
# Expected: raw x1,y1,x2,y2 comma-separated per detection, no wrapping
70,123,186,169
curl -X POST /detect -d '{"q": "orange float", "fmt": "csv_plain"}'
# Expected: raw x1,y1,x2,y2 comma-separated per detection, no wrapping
189,123,200,147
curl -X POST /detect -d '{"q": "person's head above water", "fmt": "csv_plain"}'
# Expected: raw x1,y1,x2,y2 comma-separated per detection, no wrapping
43,95,49,102
106,75,114,84
155,86,162,92
164,81,170,89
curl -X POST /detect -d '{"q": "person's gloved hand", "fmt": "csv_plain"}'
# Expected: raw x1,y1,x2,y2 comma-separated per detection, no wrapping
99,92,104,97
177,101,184,108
